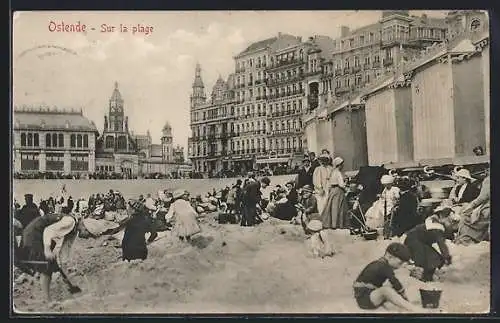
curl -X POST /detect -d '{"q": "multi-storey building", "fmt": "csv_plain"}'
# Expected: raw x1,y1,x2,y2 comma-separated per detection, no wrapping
188,64,237,177
231,33,308,173
303,11,449,156
261,36,311,169
13,105,98,175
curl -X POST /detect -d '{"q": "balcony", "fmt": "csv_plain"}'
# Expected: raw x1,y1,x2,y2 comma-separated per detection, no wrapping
363,63,371,69
265,74,305,87
305,70,322,77
334,68,343,76
248,82,253,86
265,58,305,70
268,110,302,119
335,86,353,95
352,65,362,73
266,89,304,100
255,80,264,85
307,94,319,110
372,61,381,68
269,129,302,136
343,67,350,75
383,58,394,67
236,67,246,73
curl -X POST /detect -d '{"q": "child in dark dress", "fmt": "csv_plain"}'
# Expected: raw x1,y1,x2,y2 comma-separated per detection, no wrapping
353,242,420,312
122,200,157,262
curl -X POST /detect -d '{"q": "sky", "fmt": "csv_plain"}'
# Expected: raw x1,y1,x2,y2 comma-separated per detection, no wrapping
12,10,449,148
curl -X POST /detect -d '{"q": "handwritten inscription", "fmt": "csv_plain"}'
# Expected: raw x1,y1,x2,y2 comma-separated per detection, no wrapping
47,20,154,35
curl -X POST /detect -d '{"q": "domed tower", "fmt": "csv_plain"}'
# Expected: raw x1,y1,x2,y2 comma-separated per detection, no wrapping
161,122,173,161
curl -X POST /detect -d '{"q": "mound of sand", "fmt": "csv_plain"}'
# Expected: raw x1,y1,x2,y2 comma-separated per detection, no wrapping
13,221,490,314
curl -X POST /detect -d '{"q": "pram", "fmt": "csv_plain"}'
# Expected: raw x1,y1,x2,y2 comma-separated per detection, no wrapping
346,166,386,236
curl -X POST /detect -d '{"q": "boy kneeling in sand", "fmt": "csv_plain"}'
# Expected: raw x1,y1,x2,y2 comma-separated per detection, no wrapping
353,242,420,312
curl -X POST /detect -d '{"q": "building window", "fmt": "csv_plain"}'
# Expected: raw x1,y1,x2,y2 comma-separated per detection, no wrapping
70,134,76,147
21,153,39,171
58,134,64,147
46,153,64,171
77,134,83,148
83,134,89,148
20,133,26,146
33,133,39,147
105,136,114,149
70,153,89,171
51,133,57,147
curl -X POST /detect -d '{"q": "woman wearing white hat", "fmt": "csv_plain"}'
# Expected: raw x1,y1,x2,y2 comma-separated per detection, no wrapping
312,152,334,214
320,156,349,231
165,189,201,242
365,174,400,231
448,169,480,205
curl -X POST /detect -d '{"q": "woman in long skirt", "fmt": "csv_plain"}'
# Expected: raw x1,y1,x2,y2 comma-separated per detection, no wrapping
320,157,349,230
313,153,334,214
122,201,157,262
165,189,201,242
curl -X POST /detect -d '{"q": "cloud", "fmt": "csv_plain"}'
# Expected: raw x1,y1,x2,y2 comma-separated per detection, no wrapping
227,28,245,45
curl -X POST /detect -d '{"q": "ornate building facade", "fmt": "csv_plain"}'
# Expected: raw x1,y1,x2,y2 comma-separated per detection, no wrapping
13,106,98,175
188,64,237,176
95,82,140,177
94,82,188,178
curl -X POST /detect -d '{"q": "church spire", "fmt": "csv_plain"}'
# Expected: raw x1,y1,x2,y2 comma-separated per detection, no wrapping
193,63,205,88
191,63,206,108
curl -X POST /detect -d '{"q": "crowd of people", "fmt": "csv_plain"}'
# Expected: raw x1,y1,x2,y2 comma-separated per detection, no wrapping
12,149,491,311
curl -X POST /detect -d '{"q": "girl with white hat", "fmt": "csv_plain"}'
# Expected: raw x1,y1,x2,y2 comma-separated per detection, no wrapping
165,189,201,243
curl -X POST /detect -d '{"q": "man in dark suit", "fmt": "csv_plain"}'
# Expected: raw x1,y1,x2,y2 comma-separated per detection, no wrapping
296,157,314,189
15,194,41,229
241,174,269,227
308,152,320,172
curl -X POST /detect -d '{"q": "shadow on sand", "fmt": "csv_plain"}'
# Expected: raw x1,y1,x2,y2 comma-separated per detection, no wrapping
189,235,214,249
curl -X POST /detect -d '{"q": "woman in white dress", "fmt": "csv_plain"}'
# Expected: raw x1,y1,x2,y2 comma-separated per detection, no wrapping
165,189,201,242
312,153,334,214
365,175,400,230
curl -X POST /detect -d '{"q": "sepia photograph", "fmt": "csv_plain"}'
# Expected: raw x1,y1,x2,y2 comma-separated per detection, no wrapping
11,10,490,314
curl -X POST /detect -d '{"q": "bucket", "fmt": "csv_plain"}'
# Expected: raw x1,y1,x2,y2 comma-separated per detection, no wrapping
419,288,442,308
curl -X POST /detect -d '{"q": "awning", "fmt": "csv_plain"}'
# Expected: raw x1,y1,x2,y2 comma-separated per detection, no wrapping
256,157,289,164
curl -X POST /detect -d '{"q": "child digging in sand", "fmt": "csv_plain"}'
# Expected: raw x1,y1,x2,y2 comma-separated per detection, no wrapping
353,242,420,312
